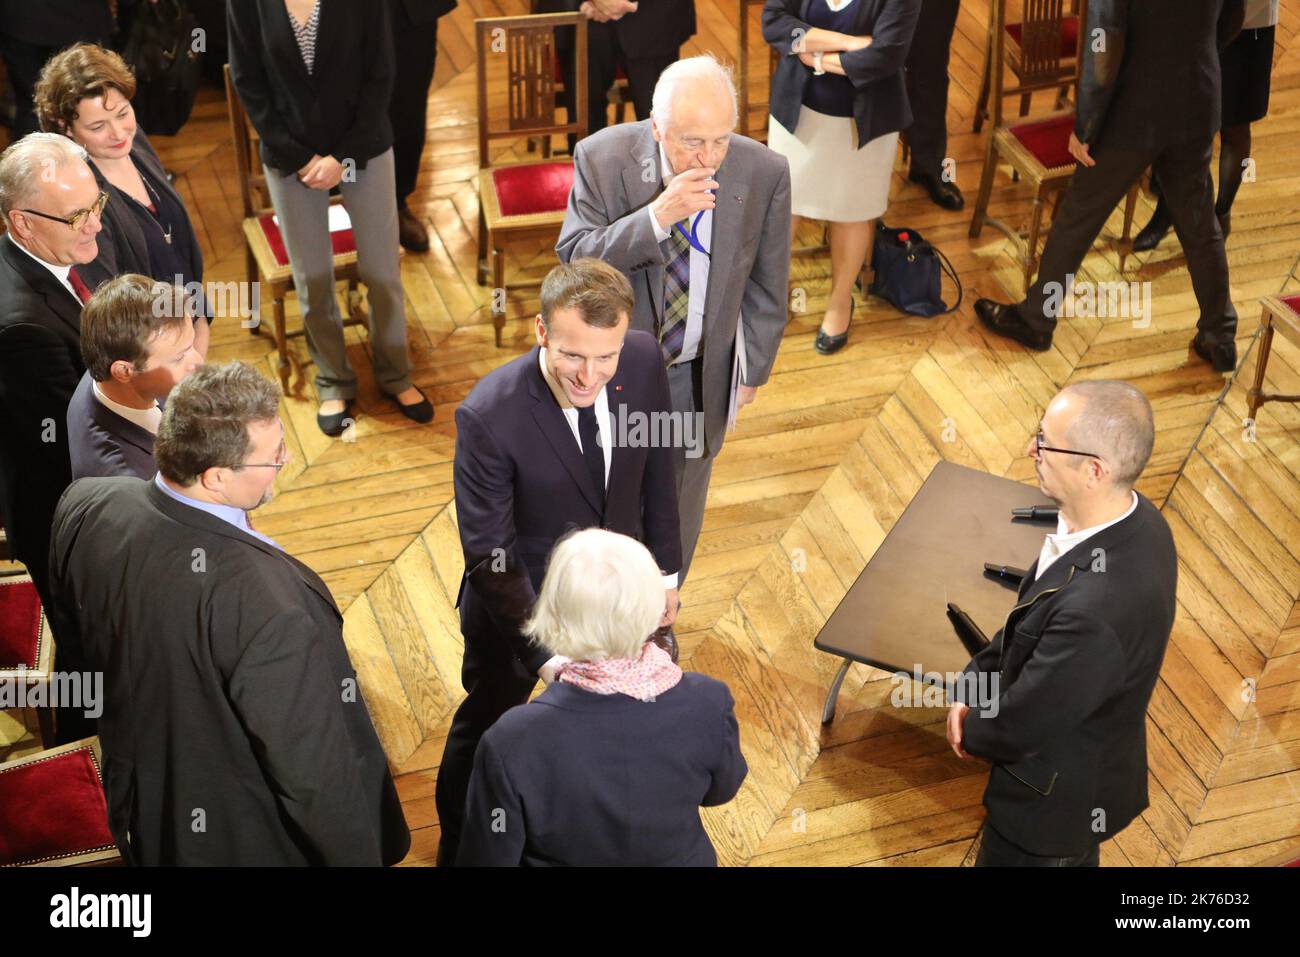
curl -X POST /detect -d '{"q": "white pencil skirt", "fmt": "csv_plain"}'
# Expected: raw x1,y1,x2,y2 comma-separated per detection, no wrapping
767,106,899,222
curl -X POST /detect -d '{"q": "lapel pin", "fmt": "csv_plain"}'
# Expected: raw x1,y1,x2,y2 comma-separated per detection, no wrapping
614,384,624,391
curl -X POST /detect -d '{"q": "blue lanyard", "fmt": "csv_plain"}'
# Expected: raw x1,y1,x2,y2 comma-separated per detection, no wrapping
675,210,711,257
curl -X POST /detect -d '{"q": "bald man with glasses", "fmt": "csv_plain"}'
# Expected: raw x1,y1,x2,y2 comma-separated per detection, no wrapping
0,133,107,648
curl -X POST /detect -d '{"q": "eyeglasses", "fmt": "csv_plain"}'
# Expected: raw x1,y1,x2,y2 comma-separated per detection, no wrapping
19,190,109,231
1034,430,1100,460
233,445,291,471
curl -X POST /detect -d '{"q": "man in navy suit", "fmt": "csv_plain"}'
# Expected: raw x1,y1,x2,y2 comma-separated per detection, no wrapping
436,258,682,865
68,274,204,480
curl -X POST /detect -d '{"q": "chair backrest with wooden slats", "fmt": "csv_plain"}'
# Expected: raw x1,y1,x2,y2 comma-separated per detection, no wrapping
475,13,587,167
989,0,1087,127
737,0,774,140
223,63,270,218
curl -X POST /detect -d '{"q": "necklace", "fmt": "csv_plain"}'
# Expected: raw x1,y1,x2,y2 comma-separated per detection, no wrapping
141,174,173,245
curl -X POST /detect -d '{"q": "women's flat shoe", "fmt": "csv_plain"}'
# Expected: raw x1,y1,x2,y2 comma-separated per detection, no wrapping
391,389,434,424
317,402,354,437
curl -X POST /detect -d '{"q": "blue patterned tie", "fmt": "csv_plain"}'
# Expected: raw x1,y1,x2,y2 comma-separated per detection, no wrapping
659,222,690,364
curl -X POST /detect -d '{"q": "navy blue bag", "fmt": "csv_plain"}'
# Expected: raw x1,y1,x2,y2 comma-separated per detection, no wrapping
868,222,963,317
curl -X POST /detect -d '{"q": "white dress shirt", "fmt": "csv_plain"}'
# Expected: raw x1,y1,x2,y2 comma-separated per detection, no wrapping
93,382,163,434
8,234,82,304
646,143,709,365
1035,492,1138,581
537,347,678,590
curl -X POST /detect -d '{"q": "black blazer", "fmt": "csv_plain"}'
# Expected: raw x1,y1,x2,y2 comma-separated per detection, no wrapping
454,330,681,676
0,235,85,577
534,0,696,58
1077,0,1245,150
49,477,411,866
763,0,920,148
226,0,396,175
80,130,204,292
392,0,457,27
457,674,747,865
958,494,1178,857
0,0,114,45
66,373,157,481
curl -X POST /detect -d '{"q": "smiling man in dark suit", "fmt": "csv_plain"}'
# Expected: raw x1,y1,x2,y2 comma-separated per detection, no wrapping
0,133,104,614
948,381,1178,866
69,273,204,480
436,258,682,865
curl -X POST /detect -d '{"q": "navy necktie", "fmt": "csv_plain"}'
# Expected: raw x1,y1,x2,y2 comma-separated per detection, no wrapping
577,404,605,509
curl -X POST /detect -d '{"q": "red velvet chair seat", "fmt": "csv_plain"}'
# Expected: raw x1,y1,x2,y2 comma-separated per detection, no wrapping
1006,15,1080,58
1281,294,1300,315
491,163,575,217
0,578,43,670
257,214,357,268
1008,114,1078,170
0,746,115,866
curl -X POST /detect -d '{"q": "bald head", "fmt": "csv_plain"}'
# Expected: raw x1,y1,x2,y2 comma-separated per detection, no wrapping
1056,380,1155,490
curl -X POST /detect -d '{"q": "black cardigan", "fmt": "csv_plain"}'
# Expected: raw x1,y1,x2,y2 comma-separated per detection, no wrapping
226,0,396,175
763,0,920,149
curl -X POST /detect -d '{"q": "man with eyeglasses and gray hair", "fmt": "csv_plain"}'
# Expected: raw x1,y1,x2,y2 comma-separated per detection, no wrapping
0,132,107,626
947,380,1177,866
49,361,411,865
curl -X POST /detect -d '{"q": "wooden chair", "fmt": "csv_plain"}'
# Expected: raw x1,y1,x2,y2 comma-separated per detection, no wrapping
0,737,119,866
973,0,1082,133
223,64,370,398
968,0,1138,293
0,574,56,746
476,13,588,347
1246,294,1300,423
737,0,778,143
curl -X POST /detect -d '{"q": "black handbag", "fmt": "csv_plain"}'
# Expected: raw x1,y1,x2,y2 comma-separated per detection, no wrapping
120,0,205,136
868,222,963,317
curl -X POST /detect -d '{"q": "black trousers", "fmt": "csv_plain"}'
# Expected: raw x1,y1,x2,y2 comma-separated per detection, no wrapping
1017,133,1237,346
558,22,677,139
975,823,1101,867
388,17,440,203
434,620,537,866
903,0,960,176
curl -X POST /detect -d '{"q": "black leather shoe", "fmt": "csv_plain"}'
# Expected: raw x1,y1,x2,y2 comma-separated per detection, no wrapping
908,168,965,211
815,299,854,355
391,388,434,423
398,204,430,253
317,401,354,437
1191,333,1237,373
975,298,1052,351
1132,211,1172,252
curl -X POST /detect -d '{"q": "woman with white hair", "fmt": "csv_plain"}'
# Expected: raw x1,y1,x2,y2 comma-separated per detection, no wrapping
456,528,747,867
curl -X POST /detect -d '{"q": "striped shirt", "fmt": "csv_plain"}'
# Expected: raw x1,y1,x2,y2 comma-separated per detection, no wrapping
291,1,321,74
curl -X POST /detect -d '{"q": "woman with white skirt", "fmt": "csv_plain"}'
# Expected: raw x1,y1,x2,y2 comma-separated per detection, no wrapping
763,0,921,353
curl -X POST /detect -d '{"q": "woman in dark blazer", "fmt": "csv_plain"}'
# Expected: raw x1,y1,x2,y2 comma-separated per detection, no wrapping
227,0,433,434
34,43,210,355
456,529,747,867
763,0,920,354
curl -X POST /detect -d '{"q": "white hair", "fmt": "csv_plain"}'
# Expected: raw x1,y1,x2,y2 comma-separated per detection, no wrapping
0,132,89,217
651,54,739,130
524,529,665,663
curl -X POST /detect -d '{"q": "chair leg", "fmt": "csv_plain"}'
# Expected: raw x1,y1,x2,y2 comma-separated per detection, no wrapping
1246,319,1275,422
969,139,999,239
273,296,291,397
1019,91,1032,118
974,34,992,133
1119,184,1140,273
477,206,489,286
246,249,260,334
35,706,55,749
492,241,506,348
1024,187,1046,294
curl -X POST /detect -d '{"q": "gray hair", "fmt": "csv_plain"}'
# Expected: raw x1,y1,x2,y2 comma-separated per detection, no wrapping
1059,380,1155,490
651,55,739,129
524,529,665,662
0,132,89,217
155,361,281,486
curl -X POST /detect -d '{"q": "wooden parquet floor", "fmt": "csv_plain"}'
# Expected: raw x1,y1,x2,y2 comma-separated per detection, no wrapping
4,0,1299,866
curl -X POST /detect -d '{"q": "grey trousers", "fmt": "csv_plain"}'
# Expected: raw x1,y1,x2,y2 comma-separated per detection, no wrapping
667,357,715,588
262,148,413,400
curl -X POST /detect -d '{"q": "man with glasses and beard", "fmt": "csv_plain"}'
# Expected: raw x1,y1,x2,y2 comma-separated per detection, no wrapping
49,361,410,865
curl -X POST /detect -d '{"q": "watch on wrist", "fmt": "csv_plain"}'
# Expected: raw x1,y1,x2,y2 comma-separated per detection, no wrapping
812,51,826,76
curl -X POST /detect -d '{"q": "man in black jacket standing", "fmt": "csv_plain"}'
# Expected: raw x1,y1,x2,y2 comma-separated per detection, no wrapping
436,258,682,865
975,0,1245,373
50,361,410,865
948,380,1177,866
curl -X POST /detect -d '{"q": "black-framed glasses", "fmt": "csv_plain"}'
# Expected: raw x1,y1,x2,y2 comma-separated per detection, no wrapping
19,190,109,231
1035,430,1099,460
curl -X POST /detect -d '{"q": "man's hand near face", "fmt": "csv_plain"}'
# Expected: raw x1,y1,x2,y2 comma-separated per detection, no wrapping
651,166,718,231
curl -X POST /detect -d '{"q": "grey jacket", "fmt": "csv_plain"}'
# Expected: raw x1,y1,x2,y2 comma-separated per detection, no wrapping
557,120,792,458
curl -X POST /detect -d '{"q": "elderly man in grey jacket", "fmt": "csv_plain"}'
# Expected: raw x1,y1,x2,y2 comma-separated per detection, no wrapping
558,55,792,586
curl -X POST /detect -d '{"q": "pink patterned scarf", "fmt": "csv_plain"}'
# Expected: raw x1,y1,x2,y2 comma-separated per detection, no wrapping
557,640,683,701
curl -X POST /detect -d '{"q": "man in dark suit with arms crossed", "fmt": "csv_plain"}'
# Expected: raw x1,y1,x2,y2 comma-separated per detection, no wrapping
436,258,682,865
948,381,1177,866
